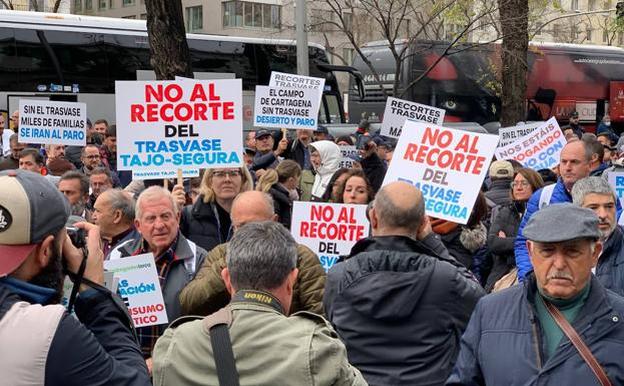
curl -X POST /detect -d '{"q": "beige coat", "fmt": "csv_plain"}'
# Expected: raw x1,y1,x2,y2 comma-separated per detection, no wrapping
153,301,367,386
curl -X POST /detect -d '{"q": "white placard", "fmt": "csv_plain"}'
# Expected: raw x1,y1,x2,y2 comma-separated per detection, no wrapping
380,97,445,138
18,99,86,146
498,122,543,147
104,253,168,328
253,86,321,130
291,202,370,271
494,117,566,170
382,121,499,224
269,71,325,105
339,145,358,168
115,79,243,174
131,169,200,180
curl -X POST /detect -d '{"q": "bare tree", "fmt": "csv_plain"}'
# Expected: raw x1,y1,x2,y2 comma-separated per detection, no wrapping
1,0,65,12
309,0,500,99
498,0,528,126
144,0,192,80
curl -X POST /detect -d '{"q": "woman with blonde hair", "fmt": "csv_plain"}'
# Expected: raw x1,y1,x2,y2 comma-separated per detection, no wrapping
256,160,301,229
179,166,253,252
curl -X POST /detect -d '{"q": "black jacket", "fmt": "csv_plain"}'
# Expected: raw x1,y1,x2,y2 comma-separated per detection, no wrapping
484,178,512,207
485,201,524,291
360,152,387,193
180,197,231,253
596,225,624,297
268,183,293,229
324,236,485,386
282,139,309,170
0,283,150,386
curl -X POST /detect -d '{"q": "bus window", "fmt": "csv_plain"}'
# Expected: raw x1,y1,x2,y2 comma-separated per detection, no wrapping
15,29,108,93
0,28,19,91
103,33,151,85
189,39,258,90
319,93,341,124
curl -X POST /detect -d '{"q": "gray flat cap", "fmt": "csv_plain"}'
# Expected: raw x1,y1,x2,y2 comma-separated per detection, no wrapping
523,203,600,243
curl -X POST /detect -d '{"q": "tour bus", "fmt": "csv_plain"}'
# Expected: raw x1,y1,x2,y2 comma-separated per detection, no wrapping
0,10,363,130
348,39,624,132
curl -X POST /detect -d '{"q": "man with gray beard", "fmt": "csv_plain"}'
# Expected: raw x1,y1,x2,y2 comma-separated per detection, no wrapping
571,176,624,296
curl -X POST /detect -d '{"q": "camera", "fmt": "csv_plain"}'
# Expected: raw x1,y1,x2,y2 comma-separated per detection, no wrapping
66,226,86,249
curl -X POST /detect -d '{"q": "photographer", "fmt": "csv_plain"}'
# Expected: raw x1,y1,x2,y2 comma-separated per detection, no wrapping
358,137,388,194
0,170,150,385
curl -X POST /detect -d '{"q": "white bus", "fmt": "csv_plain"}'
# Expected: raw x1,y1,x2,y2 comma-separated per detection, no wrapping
0,10,363,130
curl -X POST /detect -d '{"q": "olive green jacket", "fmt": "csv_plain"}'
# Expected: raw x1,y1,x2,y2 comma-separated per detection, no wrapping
153,301,367,386
179,243,326,316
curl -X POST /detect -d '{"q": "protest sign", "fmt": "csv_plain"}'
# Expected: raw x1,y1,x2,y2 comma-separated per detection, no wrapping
253,86,321,130
380,97,445,138
494,117,565,170
115,79,243,174
608,171,624,207
382,121,499,224
269,71,325,105
339,145,358,168
291,202,370,271
132,168,200,180
497,122,542,147
18,99,86,146
104,253,168,328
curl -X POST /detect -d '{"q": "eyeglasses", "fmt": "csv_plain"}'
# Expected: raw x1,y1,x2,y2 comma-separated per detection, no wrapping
213,170,241,178
511,181,530,188
85,155,100,159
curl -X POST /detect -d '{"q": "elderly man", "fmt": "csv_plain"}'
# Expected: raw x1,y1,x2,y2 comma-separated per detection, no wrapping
58,171,92,220
571,177,624,296
179,190,325,316
109,186,207,367
92,189,139,257
283,129,314,170
448,203,624,385
324,181,484,386
515,140,593,280
0,133,25,171
153,221,366,385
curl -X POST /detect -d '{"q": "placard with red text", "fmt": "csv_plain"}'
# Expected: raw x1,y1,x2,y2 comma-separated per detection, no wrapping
382,120,499,224
115,79,243,174
291,202,370,271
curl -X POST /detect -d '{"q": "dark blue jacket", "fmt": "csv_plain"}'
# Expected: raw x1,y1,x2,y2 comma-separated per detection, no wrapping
325,235,484,386
596,225,624,297
447,275,624,386
515,179,623,280
515,179,571,280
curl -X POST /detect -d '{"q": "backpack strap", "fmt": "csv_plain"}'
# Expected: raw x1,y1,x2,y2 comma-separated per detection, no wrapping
202,307,239,386
538,184,556,209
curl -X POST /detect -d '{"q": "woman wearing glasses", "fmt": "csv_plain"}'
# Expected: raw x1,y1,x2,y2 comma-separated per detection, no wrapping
179,167,253,252
485,167,544,291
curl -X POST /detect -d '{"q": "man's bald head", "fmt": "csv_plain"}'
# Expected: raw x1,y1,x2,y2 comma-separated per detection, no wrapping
231,190,276,230
371,181,425,237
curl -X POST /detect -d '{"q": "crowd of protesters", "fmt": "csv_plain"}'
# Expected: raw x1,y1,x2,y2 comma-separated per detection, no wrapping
2,109,624,386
